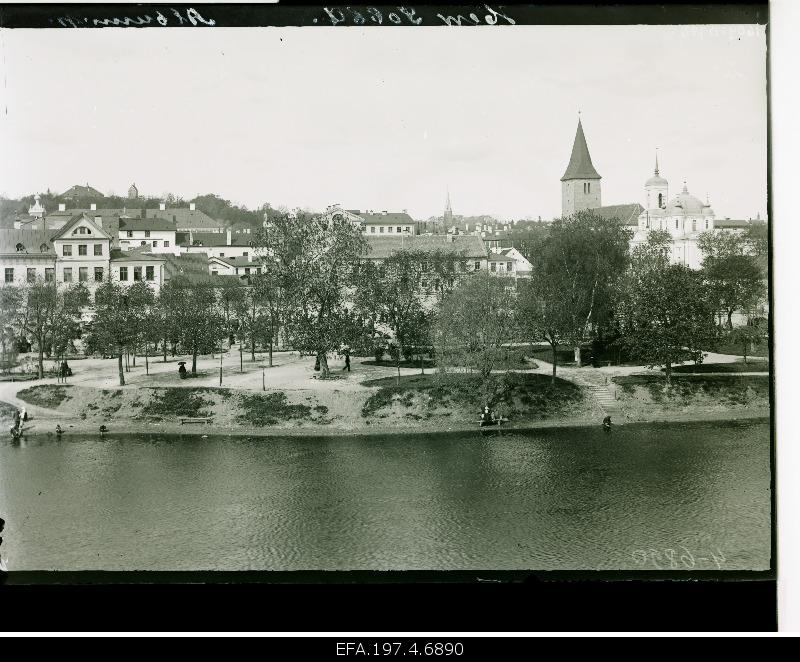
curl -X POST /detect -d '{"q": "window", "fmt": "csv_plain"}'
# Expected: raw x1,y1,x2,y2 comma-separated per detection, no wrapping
164,241,170,248
4,268,13,283
45,268,54,282
388,226,393,233
396,227,401,233
79,267,88,282
134,266,142,281
219,252,225,257
474,261,481,270
404,227,410,233
587,182,591,193
119,267,128,281
507,262,513,271
658,193,663,207
145,230,151,238
26,268,36,283
705,220,709,230
146,266,155,281
212,270,218,276
675,219,679,229
127,230,133,238
256,267,262,274
692,220,696,232
152,241,158,248
243,251,249,257
244,268,251,275
379,227,385,233
94,267,104,282
78,244,87,256
370,227,376,233
63,267,73,282
62,244,72,256
490,263,497,272
141,241,146,246
94,244,103,256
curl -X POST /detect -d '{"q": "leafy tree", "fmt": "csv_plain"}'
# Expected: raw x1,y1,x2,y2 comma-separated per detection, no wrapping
19,281,88,379
92,281,136,385
433,272,518,401
617,264,718,383
531,211,632,366
703,253,766,329
0,285,22,370
726,319,768,364
218,279,246,347
355,250,448,383
168,277,223,375
252,211,366,378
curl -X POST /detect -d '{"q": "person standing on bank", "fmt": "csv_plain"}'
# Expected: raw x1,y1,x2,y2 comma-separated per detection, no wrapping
343,350,351,372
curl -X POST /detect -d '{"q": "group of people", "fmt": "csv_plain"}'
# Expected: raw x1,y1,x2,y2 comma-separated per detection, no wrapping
479,405,502,427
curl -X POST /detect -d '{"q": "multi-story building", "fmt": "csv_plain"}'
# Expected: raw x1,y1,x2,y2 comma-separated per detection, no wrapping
118,217,177,254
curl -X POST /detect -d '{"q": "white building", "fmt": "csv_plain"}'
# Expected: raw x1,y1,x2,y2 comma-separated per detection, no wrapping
118,217,177,254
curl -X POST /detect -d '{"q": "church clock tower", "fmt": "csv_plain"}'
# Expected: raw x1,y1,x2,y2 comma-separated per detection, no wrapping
560,117,602,217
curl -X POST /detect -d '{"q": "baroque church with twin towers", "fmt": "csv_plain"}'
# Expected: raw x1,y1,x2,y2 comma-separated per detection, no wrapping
560,117,760,270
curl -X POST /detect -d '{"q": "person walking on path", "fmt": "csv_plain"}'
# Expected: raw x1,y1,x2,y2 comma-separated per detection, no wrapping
343,351,351,372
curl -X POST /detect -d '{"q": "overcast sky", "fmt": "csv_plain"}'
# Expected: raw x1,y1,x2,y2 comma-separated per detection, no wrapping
0,24,767,220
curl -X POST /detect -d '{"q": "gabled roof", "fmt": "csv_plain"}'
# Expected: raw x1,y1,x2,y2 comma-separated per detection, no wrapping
61,184,105,198
561,119,601,181
363,234,487,260
51,213,113,241
210,256,256,268
0,229,57,256
591,203,644,226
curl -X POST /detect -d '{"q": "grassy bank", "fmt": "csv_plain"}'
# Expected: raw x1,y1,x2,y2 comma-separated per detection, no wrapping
669,361,769,374
360,372,594,424
612,374,770,420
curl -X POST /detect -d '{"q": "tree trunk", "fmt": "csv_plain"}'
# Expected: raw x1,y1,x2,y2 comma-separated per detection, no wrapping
118,353,125,386
420,353,425,376
743,341,748,365
192,347,198,375
551,343,557,386
574,345,582,368
269,339,273,367
37,343,44,380
239,344,243,372
132,347,136,367
727,309,734,329
251,335,256,362
319,351,330,379
664,362,671,385
163,334,168,362
145,343,149,375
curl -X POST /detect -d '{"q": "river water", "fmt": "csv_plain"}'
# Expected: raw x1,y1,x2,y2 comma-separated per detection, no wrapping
0,419,770,571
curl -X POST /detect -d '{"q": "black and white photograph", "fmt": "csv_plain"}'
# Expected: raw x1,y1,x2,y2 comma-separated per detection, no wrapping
0,1,784,633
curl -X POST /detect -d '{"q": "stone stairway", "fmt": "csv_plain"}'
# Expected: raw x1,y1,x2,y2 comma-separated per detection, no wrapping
584,383,620,416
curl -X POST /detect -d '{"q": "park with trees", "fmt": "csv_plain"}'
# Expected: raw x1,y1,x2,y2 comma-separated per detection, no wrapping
0,209,770,434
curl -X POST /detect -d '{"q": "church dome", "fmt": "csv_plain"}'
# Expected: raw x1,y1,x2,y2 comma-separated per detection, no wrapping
665,183,706,215
646,173,668,187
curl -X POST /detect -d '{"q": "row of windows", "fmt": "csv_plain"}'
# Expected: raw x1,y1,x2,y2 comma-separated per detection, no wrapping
645,218,710,231
490,262,514,272
119,266,156,281
4,266,155,283
120,240,171,249
62,244,104,257
368,226,412,234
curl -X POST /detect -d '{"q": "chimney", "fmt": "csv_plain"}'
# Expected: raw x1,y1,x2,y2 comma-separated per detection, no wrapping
95,216,103,228
189,229,194,246
159,202,166,211
226,229,232,245
90,203,97,211
189,202,196,211
58,203,66,212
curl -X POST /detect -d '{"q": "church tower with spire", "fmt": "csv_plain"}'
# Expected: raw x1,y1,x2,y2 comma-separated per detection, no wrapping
560,117,602,216
443,189,454,226
645,151,669,212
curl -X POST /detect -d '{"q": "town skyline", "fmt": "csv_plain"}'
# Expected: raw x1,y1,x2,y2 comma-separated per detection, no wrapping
1,25,767,220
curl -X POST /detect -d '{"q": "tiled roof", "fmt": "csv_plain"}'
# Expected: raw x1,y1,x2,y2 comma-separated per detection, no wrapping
163,253,216,284
61,184,105,198
147,208,223,229
590,203,644,226
51,213,113,241
561,119,601,181
119,218,177,232
109,248,166,263
0,229,57,256
363,234,487,260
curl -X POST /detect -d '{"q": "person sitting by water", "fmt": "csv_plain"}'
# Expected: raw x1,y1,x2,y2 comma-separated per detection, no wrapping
56,424,63,436
480,406,493,427
178,364,187,379
602,415,612,432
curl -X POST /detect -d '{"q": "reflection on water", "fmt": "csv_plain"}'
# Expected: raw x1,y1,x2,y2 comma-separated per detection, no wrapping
0,420,770,570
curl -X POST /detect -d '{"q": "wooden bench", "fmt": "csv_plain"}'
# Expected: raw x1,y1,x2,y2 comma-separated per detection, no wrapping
180,417,213,425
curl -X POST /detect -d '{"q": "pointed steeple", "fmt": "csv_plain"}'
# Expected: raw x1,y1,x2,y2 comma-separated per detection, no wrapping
654,150,660,176
561,118,601,181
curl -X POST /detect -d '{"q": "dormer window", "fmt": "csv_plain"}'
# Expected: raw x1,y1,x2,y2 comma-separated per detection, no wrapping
40,243,48,253
15,242,25,252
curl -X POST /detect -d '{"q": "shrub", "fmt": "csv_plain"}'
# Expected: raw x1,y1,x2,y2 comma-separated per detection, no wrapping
238,392,312,426
16,385,73,408
140,388,214,419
